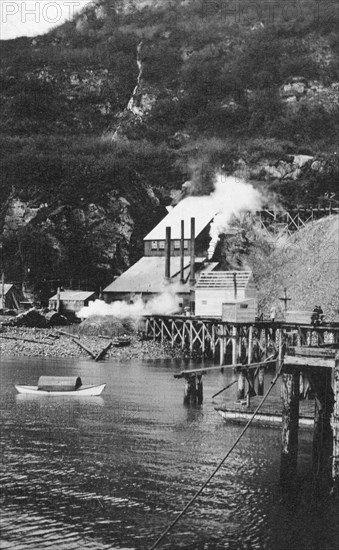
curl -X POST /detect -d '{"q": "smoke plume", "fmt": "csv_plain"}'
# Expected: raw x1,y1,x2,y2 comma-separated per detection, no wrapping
207,174,264,258
77,285,180,320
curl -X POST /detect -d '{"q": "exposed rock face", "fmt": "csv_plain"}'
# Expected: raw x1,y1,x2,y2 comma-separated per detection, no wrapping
234,153,338,183
3,198,41,232
0,191,137,298
280,77,339,111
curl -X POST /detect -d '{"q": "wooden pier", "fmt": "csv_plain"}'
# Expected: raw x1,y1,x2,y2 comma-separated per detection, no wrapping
144,315,339,492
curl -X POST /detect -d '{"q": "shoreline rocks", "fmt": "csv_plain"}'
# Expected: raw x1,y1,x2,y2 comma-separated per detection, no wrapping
0,325,183,360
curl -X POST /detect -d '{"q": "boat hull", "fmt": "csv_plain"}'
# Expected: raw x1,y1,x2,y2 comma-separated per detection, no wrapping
15,384,106,396
216,407,314,428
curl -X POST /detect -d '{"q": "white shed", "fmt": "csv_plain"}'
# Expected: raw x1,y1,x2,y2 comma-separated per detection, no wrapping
195,271,257,318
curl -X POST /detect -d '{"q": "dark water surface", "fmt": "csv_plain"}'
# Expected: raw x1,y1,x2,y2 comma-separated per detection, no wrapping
1,356,338,550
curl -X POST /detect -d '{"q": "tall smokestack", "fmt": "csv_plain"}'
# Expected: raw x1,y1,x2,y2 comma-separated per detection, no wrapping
56,286,61,313
233,273,237,300
165,226,171,281
190,217,195,285
180,220,185,284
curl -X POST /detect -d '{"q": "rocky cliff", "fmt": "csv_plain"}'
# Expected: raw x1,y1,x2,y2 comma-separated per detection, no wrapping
1,0,338,301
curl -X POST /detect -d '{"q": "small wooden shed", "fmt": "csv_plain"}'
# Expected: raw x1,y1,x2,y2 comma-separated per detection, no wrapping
49,290,96,314
195,271,257,318
0,284,23,310
222,299,256,323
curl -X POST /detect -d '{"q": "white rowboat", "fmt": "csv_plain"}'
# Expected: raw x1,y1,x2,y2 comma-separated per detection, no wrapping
15,376,105,396
15,383,106,396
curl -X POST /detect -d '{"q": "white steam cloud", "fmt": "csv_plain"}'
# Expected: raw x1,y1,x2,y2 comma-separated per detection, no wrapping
77,285,180,320
207,174,263,258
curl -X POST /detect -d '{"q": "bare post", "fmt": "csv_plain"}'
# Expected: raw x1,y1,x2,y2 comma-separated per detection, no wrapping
1,272,4,310
280,370,300,489
332,352,339,495
258,368,265,396
219,325,224,366
237,370,246,400
184,374,200,406
232,327,238,365
311,368,335,480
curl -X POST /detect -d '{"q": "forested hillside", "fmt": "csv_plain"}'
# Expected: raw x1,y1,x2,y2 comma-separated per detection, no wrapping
1,0,338,301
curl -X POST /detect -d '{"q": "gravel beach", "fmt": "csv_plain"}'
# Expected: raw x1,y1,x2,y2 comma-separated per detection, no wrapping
0,325,183,361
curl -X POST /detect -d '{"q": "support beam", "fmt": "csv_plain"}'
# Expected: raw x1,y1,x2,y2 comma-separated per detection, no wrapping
237,370,246,401
232,327,238,365
183,374,203,406
309,369,335,481
258,368,265,396
280,370,300,489
332,352,339,495
219,325,224,366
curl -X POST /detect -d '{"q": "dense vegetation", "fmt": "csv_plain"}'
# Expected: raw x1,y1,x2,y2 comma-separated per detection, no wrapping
1,0,338,295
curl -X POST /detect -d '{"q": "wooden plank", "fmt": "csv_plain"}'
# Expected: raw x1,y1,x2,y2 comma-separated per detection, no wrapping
284,356,334,368
0,335,54,345
174,360,276,378
95,342,112,362
287,346,335,358
72,338,96,359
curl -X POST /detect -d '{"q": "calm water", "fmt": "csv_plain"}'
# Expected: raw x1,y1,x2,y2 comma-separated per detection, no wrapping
0,356,338,550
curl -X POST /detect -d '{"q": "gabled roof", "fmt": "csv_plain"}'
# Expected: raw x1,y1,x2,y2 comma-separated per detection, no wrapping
104,256,218,294
3,284,14,295
196,271,253,289
144,196,219,241
49,291,95,301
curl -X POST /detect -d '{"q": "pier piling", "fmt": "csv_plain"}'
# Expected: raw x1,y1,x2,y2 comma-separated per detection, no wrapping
280,370,300,489
331,353,339,494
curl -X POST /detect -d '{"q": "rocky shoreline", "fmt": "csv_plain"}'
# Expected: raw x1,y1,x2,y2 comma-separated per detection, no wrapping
0,325,183,361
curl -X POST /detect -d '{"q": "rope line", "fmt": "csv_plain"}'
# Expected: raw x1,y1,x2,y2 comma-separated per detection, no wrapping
150,362,284,550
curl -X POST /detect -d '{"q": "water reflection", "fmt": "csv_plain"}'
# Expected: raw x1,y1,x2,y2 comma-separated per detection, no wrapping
1,356,338,550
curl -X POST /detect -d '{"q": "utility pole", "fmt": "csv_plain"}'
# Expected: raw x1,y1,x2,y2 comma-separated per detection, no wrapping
1,272,4,310
279,287,292,313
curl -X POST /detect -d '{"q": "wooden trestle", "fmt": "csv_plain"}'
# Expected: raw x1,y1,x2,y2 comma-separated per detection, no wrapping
144,316,339,365
144,315,339,492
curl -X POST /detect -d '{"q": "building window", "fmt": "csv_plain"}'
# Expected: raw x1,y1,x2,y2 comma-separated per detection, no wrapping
159,241,165,250
174,240,180,250
184,240,188,249
151,241,157,250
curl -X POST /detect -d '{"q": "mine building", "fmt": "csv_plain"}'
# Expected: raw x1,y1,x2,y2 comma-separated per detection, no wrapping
103,195,258,316
103,196,220,311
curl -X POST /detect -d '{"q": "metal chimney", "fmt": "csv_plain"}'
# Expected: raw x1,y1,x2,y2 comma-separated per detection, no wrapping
180,219,185,284
189,217,195,285
165,226,171,281
233,273,237,300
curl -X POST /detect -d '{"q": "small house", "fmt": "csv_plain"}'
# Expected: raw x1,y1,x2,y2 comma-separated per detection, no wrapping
49,290,96,314
0,284,23,311
195,271,257,318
